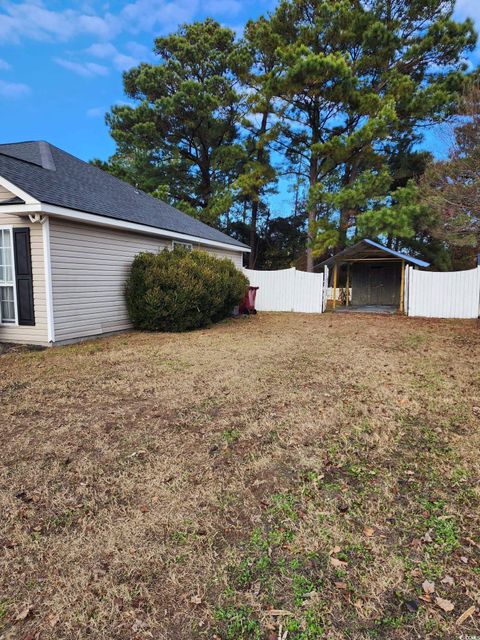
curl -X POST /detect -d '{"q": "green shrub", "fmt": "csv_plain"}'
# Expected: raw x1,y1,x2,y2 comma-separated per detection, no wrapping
125,248,248,332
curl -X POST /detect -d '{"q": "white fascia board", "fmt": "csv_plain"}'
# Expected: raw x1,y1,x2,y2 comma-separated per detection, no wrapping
0,175,41,205
0,202,249,253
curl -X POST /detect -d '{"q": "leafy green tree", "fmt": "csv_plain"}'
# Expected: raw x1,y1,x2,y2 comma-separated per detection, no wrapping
264,0,476,269
105,19,249,227
420,82,480,269
227,212,306,269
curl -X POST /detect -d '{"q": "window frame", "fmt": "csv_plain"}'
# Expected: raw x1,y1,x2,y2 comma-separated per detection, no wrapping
172,240,193,252
0,226,18,326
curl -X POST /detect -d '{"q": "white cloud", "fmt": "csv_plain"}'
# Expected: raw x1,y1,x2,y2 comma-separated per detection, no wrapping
0,58,11,70
54,58,109,77
76,13,117,39
112,51,138,70
0,79,31,98
126,41,151,59
0,0,200,46
0,1,118,44
86,42,138,71
86,106,105,117
119,0,199,34
86,42,117,58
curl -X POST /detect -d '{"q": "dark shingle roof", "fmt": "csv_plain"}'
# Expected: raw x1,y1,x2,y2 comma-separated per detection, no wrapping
0,141,247,249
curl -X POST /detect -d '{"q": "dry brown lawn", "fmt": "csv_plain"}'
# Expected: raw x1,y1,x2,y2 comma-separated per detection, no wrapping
1,313,479,640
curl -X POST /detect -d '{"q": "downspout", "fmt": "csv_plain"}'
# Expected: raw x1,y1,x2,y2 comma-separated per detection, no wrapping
42,216,55,344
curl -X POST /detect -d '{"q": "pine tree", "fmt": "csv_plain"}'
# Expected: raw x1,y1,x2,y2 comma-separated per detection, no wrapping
233,17,281,267
105,19,249,227
263,0,476,269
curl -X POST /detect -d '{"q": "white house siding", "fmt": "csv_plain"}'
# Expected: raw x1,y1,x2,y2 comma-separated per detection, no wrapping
49,217,244,343
0,212,49,345
195,244,243,269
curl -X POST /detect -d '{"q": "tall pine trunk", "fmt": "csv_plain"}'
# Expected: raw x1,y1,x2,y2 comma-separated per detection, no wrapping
336,160,359,252
306,102,320,272
306,155,318,272
337,209,349,252
248,108,270,269
249,200,259,268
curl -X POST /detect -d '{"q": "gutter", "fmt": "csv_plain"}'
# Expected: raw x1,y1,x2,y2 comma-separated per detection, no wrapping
0,202,250,254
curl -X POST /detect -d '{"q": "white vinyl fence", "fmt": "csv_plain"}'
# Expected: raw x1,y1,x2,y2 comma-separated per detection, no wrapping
407,266,480,319
243,265,480,319
243,267,324,313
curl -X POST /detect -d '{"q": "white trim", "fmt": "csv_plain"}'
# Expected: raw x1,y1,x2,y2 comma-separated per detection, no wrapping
0,174,41,205
0,203,46,215
0,202,250,254
41,216,55,343
0,225,18,326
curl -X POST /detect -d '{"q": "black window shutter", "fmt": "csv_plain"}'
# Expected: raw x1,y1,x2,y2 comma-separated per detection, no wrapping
13,227,35,326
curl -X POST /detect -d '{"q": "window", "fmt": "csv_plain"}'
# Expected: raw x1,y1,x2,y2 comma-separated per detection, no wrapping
172,240,193,251
0,228,16,323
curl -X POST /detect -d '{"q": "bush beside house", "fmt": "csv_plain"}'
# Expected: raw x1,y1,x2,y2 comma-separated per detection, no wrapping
125,248,248,332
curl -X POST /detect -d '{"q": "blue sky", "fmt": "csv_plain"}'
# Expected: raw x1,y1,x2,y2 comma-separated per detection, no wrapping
0,0,479,216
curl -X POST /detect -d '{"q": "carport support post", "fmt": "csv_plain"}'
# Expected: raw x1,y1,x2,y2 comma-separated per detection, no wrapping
346,263,350,306
400,260,405,313
332,262,338,310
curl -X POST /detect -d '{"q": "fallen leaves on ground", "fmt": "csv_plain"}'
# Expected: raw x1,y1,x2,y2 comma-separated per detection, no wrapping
330,557,348,568
15,605,32,621
422,580,435,594
435,596,455,613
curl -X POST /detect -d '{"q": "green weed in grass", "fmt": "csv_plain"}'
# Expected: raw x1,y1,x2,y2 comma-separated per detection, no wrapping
429,517,459,552
170,530,191,545
283,610,324,639
404,333,427,349
419,500,460,552
291,574,318,606
268,493,298,521
215,605,261,640
222,429,241,444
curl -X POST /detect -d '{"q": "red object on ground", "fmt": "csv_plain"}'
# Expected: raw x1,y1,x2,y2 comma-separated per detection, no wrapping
239,286,259,314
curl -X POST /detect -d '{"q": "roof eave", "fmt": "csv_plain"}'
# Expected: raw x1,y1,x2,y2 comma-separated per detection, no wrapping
0,168,249,252
0,201,250,253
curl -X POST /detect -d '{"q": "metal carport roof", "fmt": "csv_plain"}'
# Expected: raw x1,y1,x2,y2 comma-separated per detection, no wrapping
316,239,430,269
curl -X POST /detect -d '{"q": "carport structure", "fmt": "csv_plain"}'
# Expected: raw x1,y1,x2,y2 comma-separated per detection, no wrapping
317,239,430,313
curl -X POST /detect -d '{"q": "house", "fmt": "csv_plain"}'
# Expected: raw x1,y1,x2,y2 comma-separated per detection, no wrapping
0,141,248,346
317,239,430,312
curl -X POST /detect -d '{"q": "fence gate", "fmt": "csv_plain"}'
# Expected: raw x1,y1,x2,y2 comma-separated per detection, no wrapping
243,267,324,313
407,266,480,319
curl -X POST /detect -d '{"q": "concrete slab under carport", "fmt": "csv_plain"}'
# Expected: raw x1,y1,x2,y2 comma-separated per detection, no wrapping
333,304,398,315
